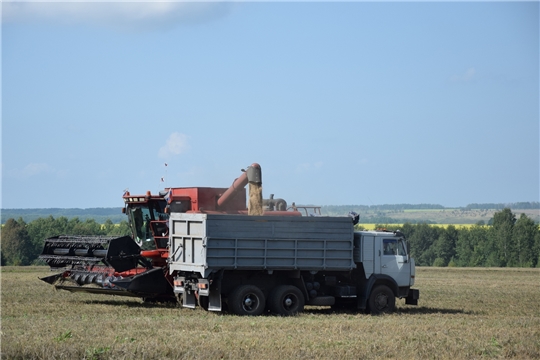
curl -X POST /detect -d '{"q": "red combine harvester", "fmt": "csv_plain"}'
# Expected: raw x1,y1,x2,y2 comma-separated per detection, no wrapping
39,163,300,302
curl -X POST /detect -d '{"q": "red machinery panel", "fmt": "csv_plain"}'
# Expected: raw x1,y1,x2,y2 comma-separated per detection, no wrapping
169,187,247,213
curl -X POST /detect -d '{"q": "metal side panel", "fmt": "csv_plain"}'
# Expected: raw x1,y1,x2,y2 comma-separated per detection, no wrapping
205,214,353,241
169,214,208,276
205,237,354,270
210,214,354,271
169,213,356,273
362,235,375,278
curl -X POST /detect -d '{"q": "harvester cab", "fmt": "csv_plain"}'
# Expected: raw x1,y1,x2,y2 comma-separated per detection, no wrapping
123,192,169,250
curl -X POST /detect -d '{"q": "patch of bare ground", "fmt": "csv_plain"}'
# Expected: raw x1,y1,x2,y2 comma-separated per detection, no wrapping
1,267,539,359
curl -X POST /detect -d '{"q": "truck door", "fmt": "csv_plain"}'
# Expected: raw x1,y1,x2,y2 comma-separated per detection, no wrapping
380,238,410,287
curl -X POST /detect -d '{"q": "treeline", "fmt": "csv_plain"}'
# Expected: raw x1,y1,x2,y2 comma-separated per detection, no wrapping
0,216,131,266
464,202,540,210
323,204,445,213
322,202,539,214
361,208,540,268
1,209,539,267
3,202,538,224
1,208,125,224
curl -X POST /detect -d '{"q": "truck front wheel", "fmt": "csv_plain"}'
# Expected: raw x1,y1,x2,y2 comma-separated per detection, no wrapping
268,285,305,316
228,285,266,316
368,285,395,315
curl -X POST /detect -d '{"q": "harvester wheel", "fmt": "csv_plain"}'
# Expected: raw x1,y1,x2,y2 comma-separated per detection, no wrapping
268,285,304,316
367,285,395,315
228,285,265,316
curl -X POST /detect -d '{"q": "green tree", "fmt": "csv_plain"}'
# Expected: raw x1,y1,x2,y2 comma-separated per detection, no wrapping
456,224,491,267
511,214,537,267
105,220,132,236
1,218,34,265
0,250,5,266
432,225,458,266
491,208,516,266
534,230,540,268
455,227,474,266
484,226,502,267
27,216,72,260
407,223,441,266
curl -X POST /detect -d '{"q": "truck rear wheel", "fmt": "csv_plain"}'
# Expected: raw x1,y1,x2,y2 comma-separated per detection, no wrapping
368,285,395,315
268,285,305,316
228,285,266,316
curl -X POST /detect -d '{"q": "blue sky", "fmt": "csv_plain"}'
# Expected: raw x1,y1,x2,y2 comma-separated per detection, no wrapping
2,1,539,209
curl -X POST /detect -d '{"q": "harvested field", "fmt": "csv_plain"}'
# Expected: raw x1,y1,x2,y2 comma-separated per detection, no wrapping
1,267,539,359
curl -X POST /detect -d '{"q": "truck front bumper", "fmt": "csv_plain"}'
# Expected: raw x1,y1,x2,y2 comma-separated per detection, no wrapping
405,289,420,305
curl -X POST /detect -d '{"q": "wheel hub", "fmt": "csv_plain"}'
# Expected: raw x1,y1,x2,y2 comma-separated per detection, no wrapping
376,293,388,309
284,297,293,307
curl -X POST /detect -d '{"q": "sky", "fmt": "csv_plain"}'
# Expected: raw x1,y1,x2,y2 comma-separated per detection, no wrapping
1,1,539,209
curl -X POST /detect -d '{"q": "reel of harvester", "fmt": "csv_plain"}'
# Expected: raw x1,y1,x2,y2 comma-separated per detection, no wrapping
39,235,153,297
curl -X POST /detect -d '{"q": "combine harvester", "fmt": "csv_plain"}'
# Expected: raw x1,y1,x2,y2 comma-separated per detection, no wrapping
40,163,419,315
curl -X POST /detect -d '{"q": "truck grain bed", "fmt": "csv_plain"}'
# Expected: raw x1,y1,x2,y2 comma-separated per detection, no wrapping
169,213,355,277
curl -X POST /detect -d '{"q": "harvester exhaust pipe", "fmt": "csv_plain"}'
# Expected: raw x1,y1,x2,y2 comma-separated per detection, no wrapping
216,163,263,215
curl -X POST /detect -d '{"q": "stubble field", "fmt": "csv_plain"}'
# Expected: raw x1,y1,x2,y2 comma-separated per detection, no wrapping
1,266,539,359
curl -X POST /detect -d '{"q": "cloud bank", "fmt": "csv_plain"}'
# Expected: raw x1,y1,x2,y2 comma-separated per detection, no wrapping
450,68,477,83
2,1,232,31
158,132,190,159
7,162,56,179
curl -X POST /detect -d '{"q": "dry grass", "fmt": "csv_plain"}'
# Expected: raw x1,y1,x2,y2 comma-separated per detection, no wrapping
2,266,539,359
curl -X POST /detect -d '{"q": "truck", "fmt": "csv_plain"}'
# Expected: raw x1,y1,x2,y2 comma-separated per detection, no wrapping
38,162,419,315
170,213,419,315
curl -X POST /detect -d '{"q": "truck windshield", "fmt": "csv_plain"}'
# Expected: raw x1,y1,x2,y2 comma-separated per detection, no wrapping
383,239,407,256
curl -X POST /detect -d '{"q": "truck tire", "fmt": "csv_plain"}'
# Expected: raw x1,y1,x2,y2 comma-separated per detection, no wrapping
268,285,305,316
367,285,395,315
228,285,266,316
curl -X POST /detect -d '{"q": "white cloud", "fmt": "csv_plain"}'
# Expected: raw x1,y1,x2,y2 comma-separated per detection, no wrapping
8,162,54,179
450,68,476,83
296,162,323,173
158,132,190,159
2,1,232,31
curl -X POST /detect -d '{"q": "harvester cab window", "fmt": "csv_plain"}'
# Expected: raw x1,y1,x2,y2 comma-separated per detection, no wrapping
130,207,154,246
128,200,169,248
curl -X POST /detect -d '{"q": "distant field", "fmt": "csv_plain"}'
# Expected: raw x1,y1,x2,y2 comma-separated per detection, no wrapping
2,266,539,359
2,206,539,225
356,208,540,224
358,223,478,230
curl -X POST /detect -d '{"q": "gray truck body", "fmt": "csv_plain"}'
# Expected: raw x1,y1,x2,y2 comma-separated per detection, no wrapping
169,213,419,315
